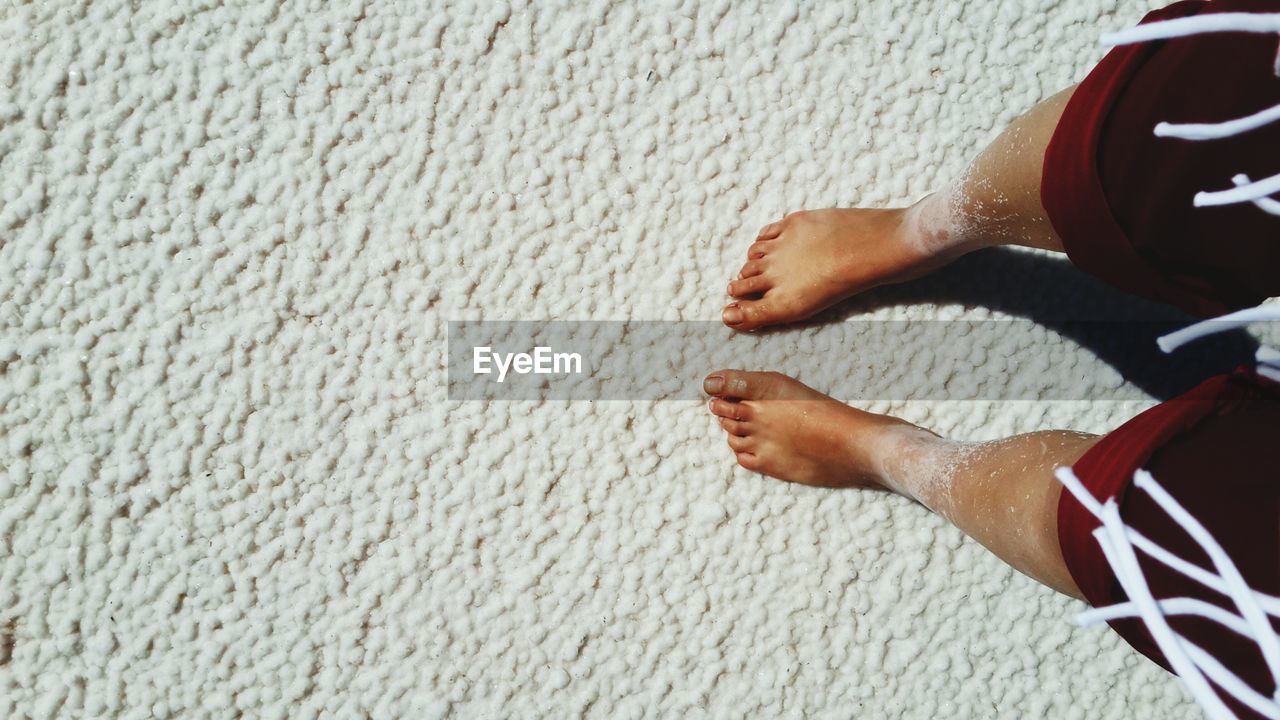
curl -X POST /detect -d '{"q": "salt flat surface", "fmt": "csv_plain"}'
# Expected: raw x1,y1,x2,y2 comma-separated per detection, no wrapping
1,0,1201,717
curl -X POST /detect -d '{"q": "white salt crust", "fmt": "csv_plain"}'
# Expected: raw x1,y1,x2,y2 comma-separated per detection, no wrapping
0,0,1206,718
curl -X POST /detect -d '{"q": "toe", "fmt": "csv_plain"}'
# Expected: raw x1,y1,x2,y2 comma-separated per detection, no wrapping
703,374,726,396
737,259,764,279
706,397,752,421
735,452,764,471
722,300,773,331
727,275,770,298
747,241,771,260
722,303,745,327
718,417,750,435
710,369,779,400
726,434,753,452
757,221,784,241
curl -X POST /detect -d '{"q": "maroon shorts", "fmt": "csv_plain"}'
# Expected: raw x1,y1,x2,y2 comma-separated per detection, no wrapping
1059,367,1280,715
1037,0,1280,712
1042,0,1280,318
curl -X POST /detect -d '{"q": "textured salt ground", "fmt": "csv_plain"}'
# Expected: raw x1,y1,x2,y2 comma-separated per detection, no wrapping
0,0,1222,717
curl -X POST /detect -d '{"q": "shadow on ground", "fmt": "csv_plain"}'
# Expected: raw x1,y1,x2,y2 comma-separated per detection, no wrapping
798,247,1259,402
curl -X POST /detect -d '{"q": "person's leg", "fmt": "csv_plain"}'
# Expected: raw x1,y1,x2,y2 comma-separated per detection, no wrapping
879,424,1095,599
928,84,1075,255
704,369,1096,599
723,86,1076,331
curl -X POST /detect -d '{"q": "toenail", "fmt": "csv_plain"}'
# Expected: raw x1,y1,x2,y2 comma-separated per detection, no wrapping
704,375,724,394
723,305,743,325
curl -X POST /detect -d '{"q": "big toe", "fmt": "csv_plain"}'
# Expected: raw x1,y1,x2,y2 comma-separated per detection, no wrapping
703,369,780,400
722,300,776,331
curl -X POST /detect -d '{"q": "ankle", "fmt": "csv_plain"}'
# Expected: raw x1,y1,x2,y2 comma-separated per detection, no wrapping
870,424,963,507
902,185,993,258
841,419,917,493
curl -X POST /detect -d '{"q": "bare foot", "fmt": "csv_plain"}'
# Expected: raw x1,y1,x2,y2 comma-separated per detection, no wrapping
722,201,971,331
702,369,931,489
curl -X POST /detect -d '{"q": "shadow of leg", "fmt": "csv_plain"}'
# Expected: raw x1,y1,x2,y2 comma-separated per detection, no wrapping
807,248,1259,401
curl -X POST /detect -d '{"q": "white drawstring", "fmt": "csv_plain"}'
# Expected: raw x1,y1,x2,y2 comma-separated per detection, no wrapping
1156,103,1280,140
1232,174,1280,217
1101,13,1280,47
1058,468,1280,717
